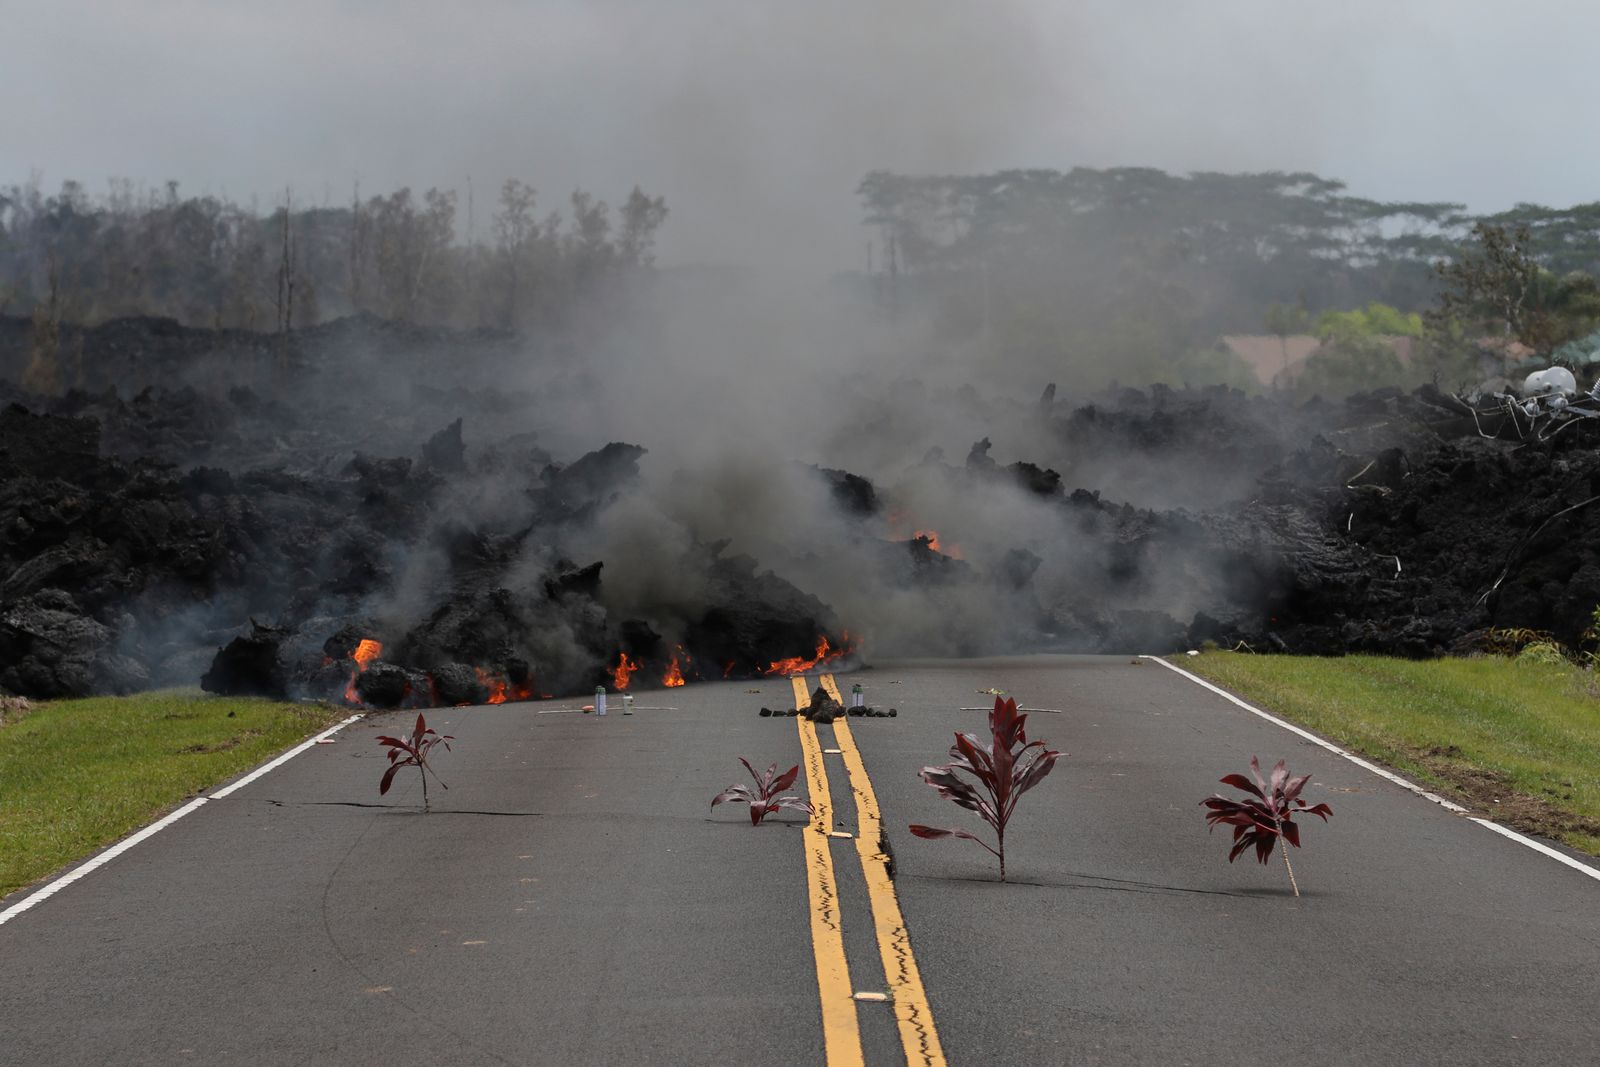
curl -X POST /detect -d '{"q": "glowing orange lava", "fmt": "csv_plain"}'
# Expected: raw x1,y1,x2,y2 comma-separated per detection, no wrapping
344,638,384,704
913,530,964,559
763,632,855,676
475,667,509,704
471,668,536,705
611,652,640,690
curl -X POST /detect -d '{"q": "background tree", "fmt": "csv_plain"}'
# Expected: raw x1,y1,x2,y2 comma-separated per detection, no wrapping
616,186,669,268
1429,222,1547,349
492,179,538,329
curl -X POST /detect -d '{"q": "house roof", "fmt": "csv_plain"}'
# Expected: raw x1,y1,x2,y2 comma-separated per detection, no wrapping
1219,334,1419,386
1217,335,1321,385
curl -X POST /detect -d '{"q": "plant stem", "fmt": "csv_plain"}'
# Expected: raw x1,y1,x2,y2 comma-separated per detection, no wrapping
1280,844,1300,897
998,830,1006,882
1271,812,1300,897
421,767,430,813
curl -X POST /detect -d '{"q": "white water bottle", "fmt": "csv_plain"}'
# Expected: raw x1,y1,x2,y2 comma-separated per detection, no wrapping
595,685,607,716
851,683,864,708
622,693,634,715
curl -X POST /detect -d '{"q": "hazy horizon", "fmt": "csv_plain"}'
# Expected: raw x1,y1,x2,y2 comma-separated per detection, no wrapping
5,1,1599,271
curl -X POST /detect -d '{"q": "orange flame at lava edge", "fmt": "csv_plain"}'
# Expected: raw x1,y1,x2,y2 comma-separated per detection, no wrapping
913,529,964,559
659,646,691,687
472,667,535,705
344,639,384,704
611,652,640,690
475,667,509,705
763,632,855,677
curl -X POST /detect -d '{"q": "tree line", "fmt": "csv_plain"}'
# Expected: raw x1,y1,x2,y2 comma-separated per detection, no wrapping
858,167,1600,393
0,175,668,336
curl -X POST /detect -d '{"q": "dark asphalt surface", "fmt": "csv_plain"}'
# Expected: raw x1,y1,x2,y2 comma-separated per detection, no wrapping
3,655,1599,1066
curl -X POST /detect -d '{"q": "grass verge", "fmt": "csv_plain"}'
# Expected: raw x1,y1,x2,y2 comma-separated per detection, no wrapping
0,689,347,899
1177,652,1600,856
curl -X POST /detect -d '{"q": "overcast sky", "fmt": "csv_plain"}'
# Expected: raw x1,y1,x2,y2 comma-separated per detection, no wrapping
4,0,1596,270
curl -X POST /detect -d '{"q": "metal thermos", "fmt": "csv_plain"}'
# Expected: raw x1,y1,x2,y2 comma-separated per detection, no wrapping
595,686,607,716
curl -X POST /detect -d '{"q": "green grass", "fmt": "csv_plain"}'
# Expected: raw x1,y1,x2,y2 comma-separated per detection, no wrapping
0,689,346,898
1179,652,1600,854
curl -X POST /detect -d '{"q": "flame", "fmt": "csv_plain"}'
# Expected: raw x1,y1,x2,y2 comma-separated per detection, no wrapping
659,646,691,687
913,529,964,559
891,504,965,559
723,661,735,678
611,652,640,690
762,632,855,676
475,667,509,705
472,668,536,705
343,638,384,704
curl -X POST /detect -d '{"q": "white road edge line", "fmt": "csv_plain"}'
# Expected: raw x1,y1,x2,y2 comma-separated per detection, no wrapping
210,714,364,799
0,797,209,926
1142,654,1600,884
0,713,366,928
1470,818,1600,882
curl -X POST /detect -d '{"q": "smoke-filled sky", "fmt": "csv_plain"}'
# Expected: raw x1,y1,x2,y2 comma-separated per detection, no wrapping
4,0,1596,270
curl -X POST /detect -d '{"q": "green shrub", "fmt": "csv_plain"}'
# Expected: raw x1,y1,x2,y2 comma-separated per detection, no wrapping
1517,641,1569,666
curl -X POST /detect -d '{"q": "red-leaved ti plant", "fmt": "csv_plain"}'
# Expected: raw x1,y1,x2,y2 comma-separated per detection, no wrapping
1201,756,1332,896
711,758,814,826
909,695,1062,881
376,713,454,812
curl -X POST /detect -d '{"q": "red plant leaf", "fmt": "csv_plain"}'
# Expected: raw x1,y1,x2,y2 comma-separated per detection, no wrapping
377,713,451,804
711,786,755,808
908,825,1001,860
919,765,988,817
771,764,800,794
909,825,965,840
1218,773,1264,800
1204,757,1333,873
950,732,992,777
774,795,814,816
1012,747,1061,799
714,759,811,825
910,694,1061,879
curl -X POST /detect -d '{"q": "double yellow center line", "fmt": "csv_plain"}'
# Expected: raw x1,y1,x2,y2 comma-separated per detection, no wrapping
794,674,946,1067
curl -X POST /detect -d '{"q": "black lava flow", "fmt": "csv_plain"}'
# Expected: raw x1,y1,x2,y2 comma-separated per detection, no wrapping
3,313,1597,706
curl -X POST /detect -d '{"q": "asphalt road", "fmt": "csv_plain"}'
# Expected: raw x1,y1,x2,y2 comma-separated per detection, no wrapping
3,655,1598,1066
